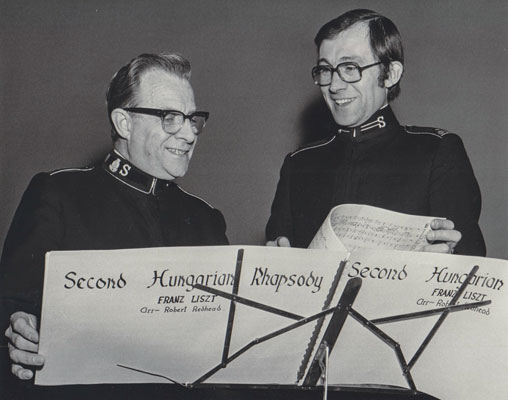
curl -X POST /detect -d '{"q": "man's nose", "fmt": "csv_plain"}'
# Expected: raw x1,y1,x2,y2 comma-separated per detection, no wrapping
329,70,347,92
174,119,196,142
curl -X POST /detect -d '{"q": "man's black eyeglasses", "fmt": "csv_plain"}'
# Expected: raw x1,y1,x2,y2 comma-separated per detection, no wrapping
123,107,209,135
312,61,382,86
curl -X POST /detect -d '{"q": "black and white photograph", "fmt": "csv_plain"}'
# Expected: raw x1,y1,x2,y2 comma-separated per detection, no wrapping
1,1,507,399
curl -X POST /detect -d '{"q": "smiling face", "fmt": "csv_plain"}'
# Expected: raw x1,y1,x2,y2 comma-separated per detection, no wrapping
318,22,388,127
117,69,198,180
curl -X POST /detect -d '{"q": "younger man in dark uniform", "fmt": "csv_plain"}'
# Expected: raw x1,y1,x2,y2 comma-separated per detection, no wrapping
266,9,485,256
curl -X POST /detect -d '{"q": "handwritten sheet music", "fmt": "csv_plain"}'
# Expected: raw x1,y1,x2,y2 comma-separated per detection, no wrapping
309,204,437,251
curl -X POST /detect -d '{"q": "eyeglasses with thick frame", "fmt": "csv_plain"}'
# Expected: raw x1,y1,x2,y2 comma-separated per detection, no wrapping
123,107,210,135
311,61,383,86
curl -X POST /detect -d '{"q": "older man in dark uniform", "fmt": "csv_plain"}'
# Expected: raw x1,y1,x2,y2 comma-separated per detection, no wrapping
266,9,485,256
1,53,227,398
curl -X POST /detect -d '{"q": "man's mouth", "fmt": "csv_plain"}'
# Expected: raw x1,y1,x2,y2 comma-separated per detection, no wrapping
166,148,189,156
333,97,355,106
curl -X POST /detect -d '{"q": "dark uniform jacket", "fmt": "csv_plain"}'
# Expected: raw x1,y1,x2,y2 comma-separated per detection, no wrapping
0,150,228,318
266,106,486,256
0,151,228,399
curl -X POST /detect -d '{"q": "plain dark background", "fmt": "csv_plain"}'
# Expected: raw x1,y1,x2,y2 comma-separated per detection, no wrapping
1,0,507,259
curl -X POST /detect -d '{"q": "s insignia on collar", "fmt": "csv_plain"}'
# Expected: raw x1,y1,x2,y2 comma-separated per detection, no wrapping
119,164,131,177
361,115,386,132
109,158,121,173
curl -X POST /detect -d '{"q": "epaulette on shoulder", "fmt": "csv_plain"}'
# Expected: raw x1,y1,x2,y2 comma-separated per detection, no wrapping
49,166,95,176
404,125,451,138
290,136,336,158
176,185,216,209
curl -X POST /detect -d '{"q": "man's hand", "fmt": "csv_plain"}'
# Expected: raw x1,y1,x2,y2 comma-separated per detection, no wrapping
5,311,45,380
422,219,462,254
266,236,291,247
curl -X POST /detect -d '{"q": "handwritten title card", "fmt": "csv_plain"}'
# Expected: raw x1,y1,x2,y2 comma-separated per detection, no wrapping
36,246,345,386
304,249,508,400
36,245,508,400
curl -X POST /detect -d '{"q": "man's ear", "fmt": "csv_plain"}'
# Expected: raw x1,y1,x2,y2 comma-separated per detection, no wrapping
110,108,132,140
384,61,403,89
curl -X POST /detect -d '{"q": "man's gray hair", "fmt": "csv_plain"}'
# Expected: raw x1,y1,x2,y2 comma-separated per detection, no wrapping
106,52,192,141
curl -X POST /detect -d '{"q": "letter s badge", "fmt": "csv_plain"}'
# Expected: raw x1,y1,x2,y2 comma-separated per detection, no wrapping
120,164,131,177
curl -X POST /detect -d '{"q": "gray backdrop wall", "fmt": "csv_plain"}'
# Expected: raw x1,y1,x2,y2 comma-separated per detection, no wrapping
1,0,507,259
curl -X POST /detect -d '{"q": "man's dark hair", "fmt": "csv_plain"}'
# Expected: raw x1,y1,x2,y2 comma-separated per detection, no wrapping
106,52,192,141
315,9,404,102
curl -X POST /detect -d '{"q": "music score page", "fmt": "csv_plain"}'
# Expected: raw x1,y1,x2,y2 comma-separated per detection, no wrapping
308,204,437,252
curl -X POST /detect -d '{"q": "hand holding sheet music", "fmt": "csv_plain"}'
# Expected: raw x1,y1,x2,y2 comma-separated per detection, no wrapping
308,204,437,252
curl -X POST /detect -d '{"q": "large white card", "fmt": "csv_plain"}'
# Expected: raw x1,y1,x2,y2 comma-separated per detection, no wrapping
36,245,345,386
304,249,508,400
36,245,508,400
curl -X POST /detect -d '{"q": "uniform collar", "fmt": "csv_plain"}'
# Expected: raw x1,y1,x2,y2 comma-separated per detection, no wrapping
103,150,175,195
335,105,400,142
